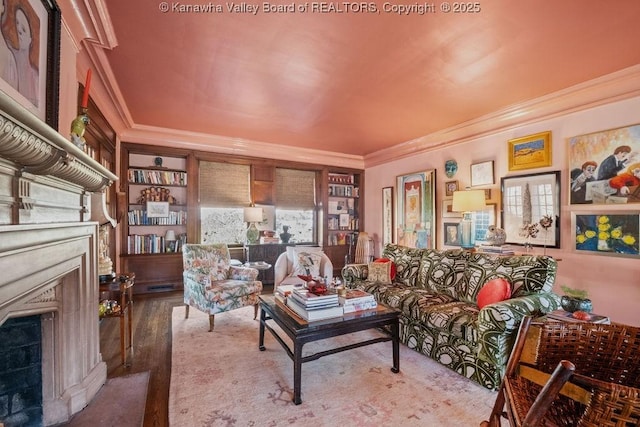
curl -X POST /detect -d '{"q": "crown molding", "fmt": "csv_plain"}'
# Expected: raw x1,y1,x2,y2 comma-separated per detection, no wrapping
59,0,117,50
120,125,365,170
364,65,640,168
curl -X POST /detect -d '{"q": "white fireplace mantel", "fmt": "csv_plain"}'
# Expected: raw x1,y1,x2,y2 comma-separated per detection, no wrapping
0,89,116,425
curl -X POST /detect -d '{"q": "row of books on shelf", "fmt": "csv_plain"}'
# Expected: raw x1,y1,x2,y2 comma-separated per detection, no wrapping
327,231,356,246
128,169,187,186
128,209,187,225
477,244,516,255
127,233,186,254
328,173,355,185
275,286,377,321
328,184,359,197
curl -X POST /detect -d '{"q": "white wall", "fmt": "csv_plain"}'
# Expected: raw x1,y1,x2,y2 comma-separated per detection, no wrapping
364,95,640,327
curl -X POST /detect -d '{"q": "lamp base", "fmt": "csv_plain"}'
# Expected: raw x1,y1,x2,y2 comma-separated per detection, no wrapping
246,223,259,244
458,212,476,249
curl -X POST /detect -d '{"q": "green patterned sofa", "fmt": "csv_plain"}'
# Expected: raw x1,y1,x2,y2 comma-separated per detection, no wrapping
341,244,560,390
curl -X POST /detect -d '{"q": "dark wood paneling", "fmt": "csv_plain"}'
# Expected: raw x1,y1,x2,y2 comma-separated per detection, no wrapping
122,254,183,294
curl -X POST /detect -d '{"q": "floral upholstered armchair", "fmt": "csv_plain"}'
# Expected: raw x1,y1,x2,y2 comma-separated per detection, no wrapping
182,243,263,331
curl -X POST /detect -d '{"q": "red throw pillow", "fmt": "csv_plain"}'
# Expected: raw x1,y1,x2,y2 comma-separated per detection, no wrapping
374,258,396,280
477,278,512,309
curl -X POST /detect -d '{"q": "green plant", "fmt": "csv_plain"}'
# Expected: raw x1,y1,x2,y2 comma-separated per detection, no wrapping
560,285,589,300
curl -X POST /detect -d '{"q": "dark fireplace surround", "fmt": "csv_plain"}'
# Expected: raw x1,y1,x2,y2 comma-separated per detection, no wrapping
0,91,117,425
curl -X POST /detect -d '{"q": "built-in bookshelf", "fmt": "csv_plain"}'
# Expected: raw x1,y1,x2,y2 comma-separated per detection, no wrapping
322,169,364,277
121,145,192,294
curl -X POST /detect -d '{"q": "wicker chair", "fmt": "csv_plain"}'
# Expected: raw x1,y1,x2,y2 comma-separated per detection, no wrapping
481,316,640,427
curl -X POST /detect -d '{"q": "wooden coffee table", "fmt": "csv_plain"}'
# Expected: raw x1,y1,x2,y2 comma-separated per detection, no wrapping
258,294,400,404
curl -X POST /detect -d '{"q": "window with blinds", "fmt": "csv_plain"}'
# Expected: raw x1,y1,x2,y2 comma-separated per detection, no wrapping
198,163,318,245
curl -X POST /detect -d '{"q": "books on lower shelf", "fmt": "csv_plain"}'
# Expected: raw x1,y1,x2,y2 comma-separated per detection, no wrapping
545,309,610,324
286,296,344,321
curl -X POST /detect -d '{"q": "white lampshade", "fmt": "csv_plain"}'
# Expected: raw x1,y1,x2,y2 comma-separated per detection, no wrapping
90,191,116,227
243,206,263,223
165,230,176,241
452,190,486,213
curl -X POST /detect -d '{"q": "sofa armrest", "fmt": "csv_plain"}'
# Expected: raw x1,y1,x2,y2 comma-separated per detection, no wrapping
476,292,561,375
341,263,368,287
229,265,259,281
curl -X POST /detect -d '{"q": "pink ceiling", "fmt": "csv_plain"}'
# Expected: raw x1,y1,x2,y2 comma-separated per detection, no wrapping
103,1,640,156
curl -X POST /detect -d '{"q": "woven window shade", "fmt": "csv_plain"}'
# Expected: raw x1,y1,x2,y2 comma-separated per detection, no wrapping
199,161,251,207
275,168,316,209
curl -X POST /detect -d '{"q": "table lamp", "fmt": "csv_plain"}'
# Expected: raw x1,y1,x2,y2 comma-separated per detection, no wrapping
243,206,263,244
165,229,176,252
91,191,117,282
452,189,486,249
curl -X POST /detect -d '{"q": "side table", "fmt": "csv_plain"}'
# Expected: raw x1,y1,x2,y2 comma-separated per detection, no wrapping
99,272,135,366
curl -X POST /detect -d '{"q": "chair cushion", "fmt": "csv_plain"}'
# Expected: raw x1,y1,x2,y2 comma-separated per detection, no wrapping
367,261,392,284
286,246,324,269
477,278,512,309
290,250,324,278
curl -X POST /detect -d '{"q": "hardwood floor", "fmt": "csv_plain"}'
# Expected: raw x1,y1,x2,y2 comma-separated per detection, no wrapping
99,291,183,427
99,285,273,426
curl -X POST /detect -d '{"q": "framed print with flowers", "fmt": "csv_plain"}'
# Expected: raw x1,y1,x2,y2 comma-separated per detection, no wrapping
500,171,560,248
396,170,436,249
572,211,639,258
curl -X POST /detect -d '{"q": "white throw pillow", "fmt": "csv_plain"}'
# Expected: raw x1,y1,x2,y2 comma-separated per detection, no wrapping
286,246,324,271
290,251,324,278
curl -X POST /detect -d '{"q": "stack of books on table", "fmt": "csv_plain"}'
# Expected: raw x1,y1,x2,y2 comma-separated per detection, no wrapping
287,289,344,321
275,284,304,303
477,244,516,255
339,289,378,313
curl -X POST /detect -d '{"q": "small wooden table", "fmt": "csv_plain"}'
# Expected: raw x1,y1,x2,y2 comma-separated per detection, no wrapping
99,273,135,366
258,295,400,405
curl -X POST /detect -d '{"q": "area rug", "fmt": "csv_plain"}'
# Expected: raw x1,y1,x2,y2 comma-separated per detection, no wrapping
169,306,497,426
66,371,149,426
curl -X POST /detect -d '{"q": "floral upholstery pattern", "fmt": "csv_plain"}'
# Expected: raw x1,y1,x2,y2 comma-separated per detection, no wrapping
183,244,262,319
343,244,560,390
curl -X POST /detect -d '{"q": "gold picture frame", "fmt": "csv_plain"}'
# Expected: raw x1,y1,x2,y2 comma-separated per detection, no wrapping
508,131,552,171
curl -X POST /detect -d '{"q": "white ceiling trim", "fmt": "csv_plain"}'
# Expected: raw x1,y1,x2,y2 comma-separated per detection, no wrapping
119,124,365,170
364,65,640,168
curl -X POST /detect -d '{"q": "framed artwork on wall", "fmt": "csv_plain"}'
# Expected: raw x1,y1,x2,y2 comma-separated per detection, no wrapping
442,199,462,218
568,123,640,205
0,0,61,128
471,160,494,186
572,211,639,258
146,201,169,218
396,170,436,249
508,131,552,171
501,171,561,248
445,180,459,197
474,203,497,243
443,222,461,246
382,186,393,246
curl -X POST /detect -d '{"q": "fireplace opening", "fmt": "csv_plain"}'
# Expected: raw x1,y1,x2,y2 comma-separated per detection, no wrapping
0,315,43,427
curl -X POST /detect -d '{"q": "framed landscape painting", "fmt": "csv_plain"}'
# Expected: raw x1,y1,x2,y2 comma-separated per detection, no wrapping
0,0,61,127
508,131,552,171
572,211,640,258
396,170,436,249
568,123,640,205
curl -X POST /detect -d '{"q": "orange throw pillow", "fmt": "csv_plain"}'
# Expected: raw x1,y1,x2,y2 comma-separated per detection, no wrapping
374,258,396,280
477,278,512,309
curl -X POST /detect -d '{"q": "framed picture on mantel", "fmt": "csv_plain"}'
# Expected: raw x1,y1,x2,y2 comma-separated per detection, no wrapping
0,0,61,127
